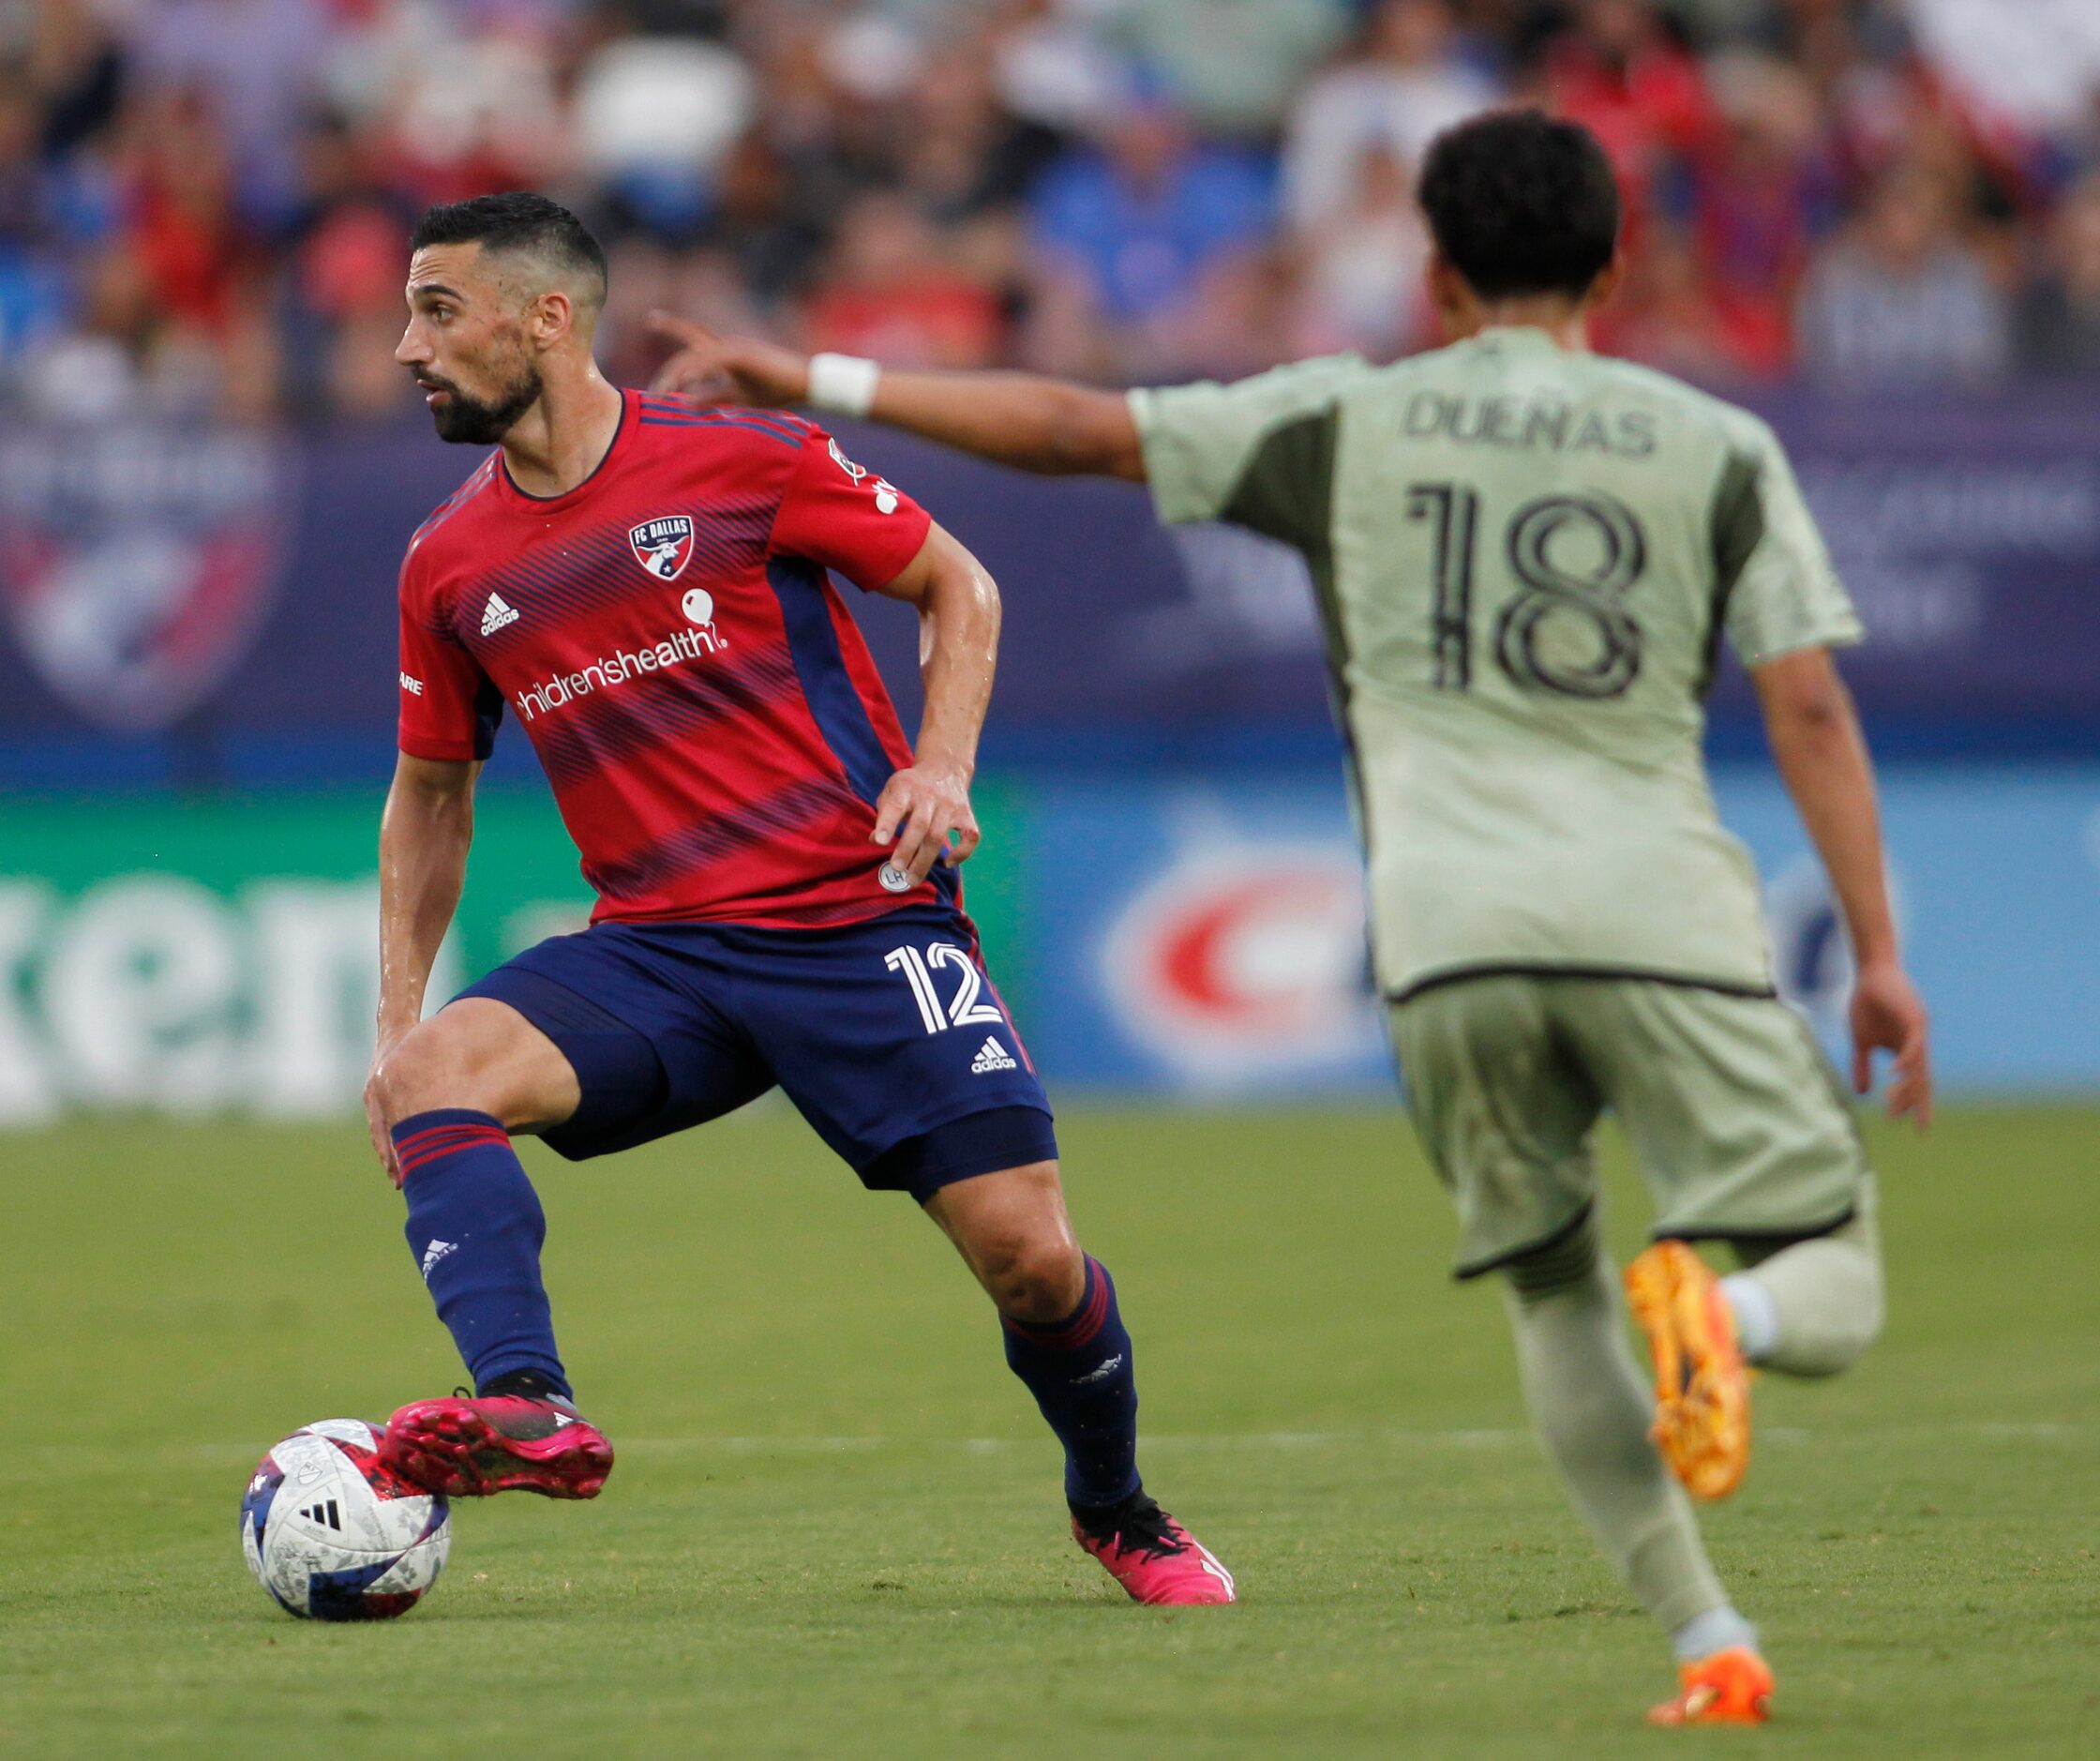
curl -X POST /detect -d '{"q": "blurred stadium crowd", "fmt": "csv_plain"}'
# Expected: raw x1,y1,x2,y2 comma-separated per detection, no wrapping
2,0,2099,426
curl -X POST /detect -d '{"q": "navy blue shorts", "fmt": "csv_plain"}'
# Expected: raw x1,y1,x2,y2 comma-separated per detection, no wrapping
455,903,1057,1201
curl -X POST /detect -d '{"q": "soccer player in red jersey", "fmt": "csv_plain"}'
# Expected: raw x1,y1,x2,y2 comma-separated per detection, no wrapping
364,194,1234,1606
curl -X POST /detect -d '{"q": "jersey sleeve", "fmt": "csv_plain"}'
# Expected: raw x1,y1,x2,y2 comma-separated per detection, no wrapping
767,427,934,591
397,553,501,761
1719,422,1864,667
1128,353,1366,531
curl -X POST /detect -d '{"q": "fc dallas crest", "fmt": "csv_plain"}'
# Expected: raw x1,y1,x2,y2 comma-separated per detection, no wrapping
629,514,695,580
0,421,293,732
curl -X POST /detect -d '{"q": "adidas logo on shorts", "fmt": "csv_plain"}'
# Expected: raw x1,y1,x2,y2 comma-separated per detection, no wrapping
970,1035,1018,1075
480,592,519,636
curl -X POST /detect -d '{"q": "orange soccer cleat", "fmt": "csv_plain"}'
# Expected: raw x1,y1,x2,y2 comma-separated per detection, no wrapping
1625,1240,1751,1501
1649,1646,1776,1726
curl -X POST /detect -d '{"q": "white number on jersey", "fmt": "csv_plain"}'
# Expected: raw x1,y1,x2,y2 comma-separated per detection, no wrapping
884,942,1007,1036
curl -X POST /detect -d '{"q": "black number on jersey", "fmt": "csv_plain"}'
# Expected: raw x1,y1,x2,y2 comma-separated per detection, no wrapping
1408,484,1647,700
1405,482,1475,690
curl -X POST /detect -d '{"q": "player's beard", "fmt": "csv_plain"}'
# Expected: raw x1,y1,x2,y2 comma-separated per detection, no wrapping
423,357,545,445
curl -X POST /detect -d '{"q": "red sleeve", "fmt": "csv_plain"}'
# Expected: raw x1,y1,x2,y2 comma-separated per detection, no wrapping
766,427,934,591
397,552,500,761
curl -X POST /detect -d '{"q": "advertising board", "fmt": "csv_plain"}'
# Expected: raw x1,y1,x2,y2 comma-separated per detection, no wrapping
1,765,2092,1121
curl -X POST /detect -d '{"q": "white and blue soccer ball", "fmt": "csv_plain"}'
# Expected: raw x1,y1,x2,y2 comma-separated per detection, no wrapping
240,1419,452,1620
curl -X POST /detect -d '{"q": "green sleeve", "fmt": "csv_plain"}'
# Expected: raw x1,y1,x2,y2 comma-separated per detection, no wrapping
1128,354,1364,530
1720,421,1864,668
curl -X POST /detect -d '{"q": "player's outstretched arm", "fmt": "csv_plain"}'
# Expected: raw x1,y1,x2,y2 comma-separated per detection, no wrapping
647,313,1147,481
1752,648,1932,1126
865,522,998,886
368,754,480,1180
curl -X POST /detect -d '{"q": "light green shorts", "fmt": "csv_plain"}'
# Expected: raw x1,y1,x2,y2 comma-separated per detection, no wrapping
1388,975,1868,1278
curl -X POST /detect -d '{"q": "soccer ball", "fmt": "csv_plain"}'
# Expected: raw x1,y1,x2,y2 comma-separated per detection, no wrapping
240,1419,452,1620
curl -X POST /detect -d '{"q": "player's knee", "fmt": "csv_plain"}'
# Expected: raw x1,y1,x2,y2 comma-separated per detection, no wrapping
1501,1210,1603,1306
1815,1250,1885,1375
979,1230,1085,1325
370,1017,493,1127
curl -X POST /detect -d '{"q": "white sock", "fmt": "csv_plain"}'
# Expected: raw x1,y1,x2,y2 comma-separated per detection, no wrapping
1719,1272,1780,1363
1672,1604,1759,1663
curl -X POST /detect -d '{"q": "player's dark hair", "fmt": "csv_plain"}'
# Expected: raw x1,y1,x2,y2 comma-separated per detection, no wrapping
410,192,608,304
1418,109,1621,301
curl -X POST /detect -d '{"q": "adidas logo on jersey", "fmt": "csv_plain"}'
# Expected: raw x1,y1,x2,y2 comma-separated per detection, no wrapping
970,1036,1017,1075
480,593,519,636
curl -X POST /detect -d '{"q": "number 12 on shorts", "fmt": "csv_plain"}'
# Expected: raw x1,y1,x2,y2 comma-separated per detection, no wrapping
885,942,1006,1036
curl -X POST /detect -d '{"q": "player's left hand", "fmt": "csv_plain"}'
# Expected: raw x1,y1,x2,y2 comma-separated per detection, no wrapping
872,762,979,885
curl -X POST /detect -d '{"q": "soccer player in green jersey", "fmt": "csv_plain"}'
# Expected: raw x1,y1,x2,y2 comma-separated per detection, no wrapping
649,108,1932,1725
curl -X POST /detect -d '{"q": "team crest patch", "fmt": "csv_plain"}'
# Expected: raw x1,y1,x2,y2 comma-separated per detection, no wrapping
0,420,293,731
629,515,695,581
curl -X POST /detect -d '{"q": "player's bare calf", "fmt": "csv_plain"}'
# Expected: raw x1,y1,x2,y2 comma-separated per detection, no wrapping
925,1167,1236,1606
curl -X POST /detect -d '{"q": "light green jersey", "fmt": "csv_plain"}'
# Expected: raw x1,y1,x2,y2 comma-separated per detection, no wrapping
1129,327,1861,1001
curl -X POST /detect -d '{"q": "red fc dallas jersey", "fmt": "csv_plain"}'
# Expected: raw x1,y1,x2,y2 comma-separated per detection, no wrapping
397,390,944,928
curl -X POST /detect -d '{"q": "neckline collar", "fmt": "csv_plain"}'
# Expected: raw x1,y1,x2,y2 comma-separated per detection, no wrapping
1473,324,1566,350
496,386,633,512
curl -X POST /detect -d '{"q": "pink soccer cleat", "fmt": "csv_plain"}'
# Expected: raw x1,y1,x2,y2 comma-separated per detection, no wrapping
1072,1493,1237,1605
379,1392,614,1500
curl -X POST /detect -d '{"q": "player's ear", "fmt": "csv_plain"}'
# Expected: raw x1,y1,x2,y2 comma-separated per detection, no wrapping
1584,255,1626,313
1426,254,1476,342
527,287,575,351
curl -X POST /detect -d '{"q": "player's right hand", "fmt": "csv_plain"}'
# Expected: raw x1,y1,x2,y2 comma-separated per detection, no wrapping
871,760,980,887
647,311,809,409
1849,959,1931,1128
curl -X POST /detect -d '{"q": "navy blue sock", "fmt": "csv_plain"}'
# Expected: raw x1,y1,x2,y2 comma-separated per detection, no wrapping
393,1108,572,1402
1002,1255,1141,1510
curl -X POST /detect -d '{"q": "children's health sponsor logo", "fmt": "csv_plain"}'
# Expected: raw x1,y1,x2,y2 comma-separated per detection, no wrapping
514,623,724,721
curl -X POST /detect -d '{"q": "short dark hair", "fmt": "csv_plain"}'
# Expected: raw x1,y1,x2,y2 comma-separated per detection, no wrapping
409,191,608,305
1418,109,1621,300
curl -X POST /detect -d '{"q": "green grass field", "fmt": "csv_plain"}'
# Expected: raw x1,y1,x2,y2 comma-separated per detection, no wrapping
2,1104,2094,1758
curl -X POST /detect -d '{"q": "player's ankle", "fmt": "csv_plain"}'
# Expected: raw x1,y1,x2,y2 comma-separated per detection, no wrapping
476,1369,575,1406
1671,1605,1758,1663
1718,1273,1779,1363
1069,1484,1148,1531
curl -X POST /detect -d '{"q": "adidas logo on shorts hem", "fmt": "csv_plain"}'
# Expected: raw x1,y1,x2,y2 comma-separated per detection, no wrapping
970,1036,1018,1075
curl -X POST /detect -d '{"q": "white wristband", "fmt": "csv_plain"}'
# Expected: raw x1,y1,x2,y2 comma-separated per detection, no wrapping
806,352,880,418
